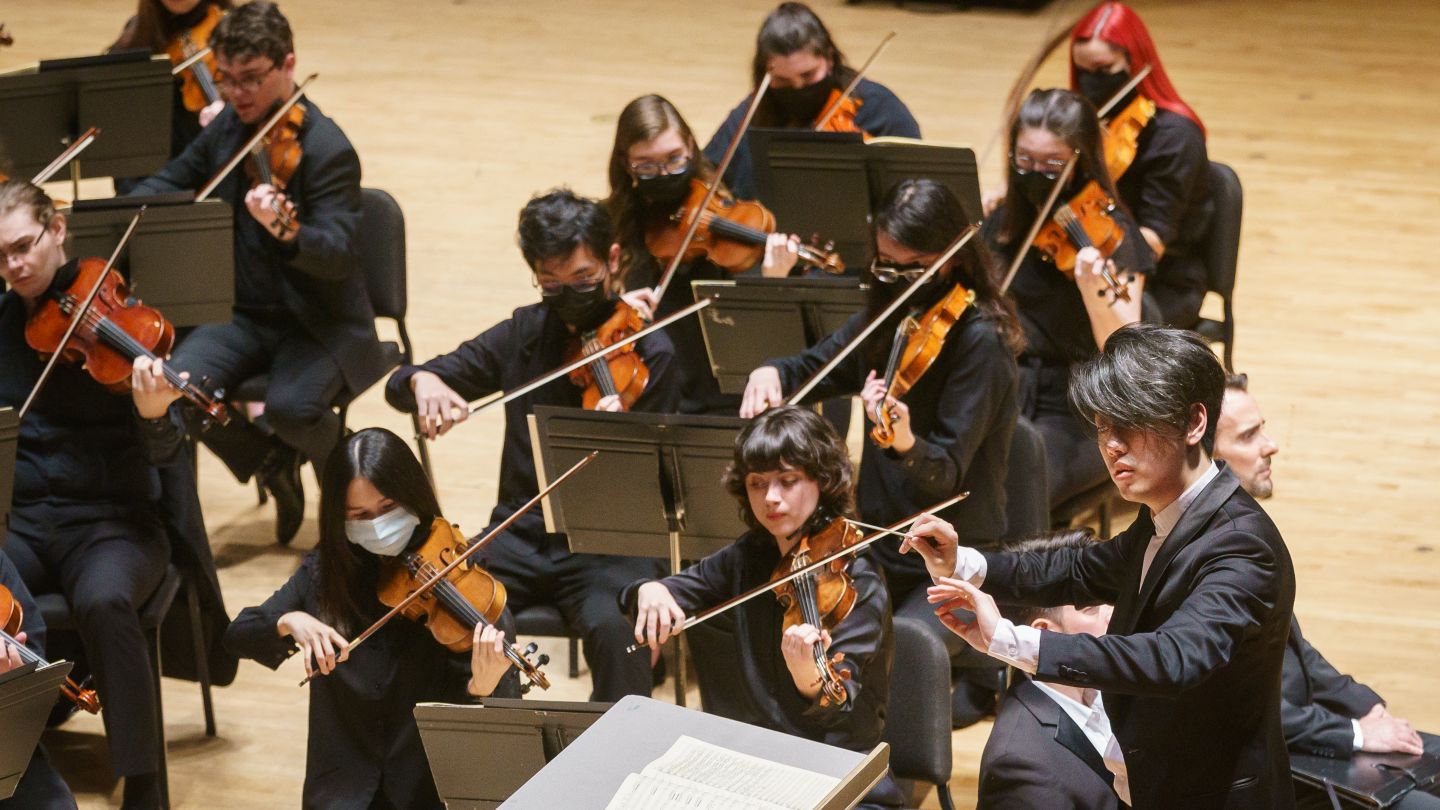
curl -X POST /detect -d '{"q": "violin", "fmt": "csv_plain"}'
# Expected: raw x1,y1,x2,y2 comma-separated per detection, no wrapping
813,87,863,135
771,514,862,707
376,519,551,693
1102,94,1156,183
646,179,844,276
1,583,102,713
871,283,976,448
1030,181,1135,302
564,302,649,411
244,102,305,238
24,258,229,424
165,4,224,115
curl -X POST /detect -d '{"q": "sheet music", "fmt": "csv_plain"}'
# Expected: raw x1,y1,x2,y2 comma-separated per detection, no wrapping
603,736,840,810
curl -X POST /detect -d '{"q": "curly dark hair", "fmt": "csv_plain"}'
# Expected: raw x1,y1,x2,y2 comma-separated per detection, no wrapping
517,187,615,277
722,406,855,531
209,0,292,65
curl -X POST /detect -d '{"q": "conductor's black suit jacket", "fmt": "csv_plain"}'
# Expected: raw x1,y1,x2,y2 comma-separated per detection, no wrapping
980,464,1296,809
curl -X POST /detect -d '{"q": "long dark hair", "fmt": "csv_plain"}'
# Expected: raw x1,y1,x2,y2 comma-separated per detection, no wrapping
316,428,441,634
997,88,1120,247
863,179,1026,367
749,3,856,128
722,406,855,532
112,0,232,53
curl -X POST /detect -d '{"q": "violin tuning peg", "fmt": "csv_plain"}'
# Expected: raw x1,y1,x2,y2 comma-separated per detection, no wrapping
537,654,550,667
519,682,532,695
523,642,539,656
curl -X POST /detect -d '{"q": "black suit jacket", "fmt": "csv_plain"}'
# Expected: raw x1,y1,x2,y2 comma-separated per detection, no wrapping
979,678,1121,810
129,98,385,394
981,464,1296,809
1283,617,1382,759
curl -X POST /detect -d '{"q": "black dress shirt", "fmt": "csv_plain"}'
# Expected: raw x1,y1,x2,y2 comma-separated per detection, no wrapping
1116,109,1211,252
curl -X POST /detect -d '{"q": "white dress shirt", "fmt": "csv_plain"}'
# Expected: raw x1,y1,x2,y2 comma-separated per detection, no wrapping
1033,680,1132,805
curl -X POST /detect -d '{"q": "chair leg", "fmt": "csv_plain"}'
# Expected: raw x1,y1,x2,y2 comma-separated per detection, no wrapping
255,479,268,506
937,783,956,810
568,636,580,679
411,411,439,499
1223,300,1235,372
185,580,217,737
149,628,170,810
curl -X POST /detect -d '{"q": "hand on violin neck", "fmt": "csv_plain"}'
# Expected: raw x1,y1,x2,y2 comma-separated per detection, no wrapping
593,394,623,413
780,623,832,700
467,624,514,698
0,631,27,674
278,611,350,680
244,183,298,243
633,581,685,652
131,356,186,420
761,232,801,278
619,287,658,322
740,366,784,418
861,371,914,452
199,99,225,128
899,513,960,583
927,577,999,653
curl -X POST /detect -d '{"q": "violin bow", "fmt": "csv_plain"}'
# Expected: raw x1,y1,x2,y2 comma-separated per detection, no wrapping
30,127,101,186
813,31,896,131
650,73,773,303
1095,63,1152,120
298,451,598,685
998,154,1077,295
626,491,970,653
784,225,977,406
171,46,210,76
196,73,317,202
18,206,147,420
977,0,1084,172
451,298,713,423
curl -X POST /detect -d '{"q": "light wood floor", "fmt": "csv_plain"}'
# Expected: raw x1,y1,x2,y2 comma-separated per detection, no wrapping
5,0,1440,806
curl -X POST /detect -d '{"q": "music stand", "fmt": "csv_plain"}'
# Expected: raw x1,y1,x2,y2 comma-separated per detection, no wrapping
66,195,235,327
528,406,749,705
0,660,73,799
0,52,172,193
415,698,609,809
0,409,14,534
499,695,890,810
690,276,867,395
865,138,984,225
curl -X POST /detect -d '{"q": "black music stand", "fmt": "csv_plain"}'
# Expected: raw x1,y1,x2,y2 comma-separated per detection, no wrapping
415,698,609,809
66,195,235,327
0,51,172,194
690,276,867,394
528,406,750,705
0,408,16,534
0,659,73,799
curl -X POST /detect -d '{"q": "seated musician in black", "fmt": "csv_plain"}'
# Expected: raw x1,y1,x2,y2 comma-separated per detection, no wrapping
742,179,1022,723
626,406,903,809
0,180,188,809
0,551,77,810
225,428,521,810
384,189,677,701
983,88,1154,512
704,2,920,201
606,93,796,416
128,1,384,544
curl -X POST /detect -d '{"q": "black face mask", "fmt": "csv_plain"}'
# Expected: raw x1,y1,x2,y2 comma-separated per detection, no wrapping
770,78,835,124
635,166,694,212
1016,171,1063,209
1076,68,1134,113
546,285,613,331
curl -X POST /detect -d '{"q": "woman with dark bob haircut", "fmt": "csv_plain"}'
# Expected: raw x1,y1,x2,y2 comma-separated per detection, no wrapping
225,428,522,809
623,406,904,809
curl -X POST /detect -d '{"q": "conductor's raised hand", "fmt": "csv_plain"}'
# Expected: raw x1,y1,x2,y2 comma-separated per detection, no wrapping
899,513,959,582
927,577,998,653
410,370,468,440
634,581,685,652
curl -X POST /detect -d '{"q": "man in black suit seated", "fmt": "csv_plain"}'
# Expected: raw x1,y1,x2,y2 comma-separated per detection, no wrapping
908,323,1297,809
979,530,1125,810
1214,374,1438,809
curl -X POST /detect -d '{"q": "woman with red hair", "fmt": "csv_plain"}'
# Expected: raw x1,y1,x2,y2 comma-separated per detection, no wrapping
1070,1,1212,329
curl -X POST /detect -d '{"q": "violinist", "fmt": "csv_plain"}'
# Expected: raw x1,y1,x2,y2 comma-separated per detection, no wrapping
607,94,796,415
109,0,232,162
384,189,676,701
128,1,385,545
625,406,904,809
984,88,1153,511
1069,1,1211,328
0,551,78,810
743,179,1022,723
703,2,920,200
0,179,188,810
224,428,521,810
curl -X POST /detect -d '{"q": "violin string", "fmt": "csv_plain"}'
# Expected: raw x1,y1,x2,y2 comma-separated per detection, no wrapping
1,629,43,665
583,338,619,399
65,299,206,398
413,560,531,673
790,557,834,686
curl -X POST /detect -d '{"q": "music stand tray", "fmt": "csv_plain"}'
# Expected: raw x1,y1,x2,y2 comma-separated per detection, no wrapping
0,408,15,534
691,277,867,395
0,661,73,799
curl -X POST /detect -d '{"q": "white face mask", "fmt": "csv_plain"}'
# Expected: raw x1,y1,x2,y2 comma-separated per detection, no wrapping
344,506,420,557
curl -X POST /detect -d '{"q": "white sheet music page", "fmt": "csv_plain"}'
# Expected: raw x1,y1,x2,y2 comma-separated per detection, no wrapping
602,735,840,810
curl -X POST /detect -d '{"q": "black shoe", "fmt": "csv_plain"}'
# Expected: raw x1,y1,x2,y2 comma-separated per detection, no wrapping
257,446,304,545
121,771,162,810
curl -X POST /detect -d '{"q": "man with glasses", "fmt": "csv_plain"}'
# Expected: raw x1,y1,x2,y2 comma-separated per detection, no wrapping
384,189,679,701
128,1,383,545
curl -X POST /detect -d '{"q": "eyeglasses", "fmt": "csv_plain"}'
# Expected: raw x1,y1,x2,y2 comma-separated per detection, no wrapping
1,227,48,266
1010,151,1076,181
216,63,278,94
628,153,691,180
869,258,931,284
533,268,607,297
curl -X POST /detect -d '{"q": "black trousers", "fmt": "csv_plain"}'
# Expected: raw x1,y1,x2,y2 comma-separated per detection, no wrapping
1019,363,1110,507
5,500,169,777
477,533,663,702
172,314,345,481
0,748,77,810
1294,734,1440,809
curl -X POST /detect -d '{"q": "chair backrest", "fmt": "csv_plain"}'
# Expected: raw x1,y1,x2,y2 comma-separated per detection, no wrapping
1003,416,1050,541
357,187,407,322
883,617,952,788
1201,162,1243,299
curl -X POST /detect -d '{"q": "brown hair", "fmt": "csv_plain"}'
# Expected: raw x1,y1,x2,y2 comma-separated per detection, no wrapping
749,3,856,128
722,406,855,531
112,0,233,53
209,0,292,65
0,180,57,227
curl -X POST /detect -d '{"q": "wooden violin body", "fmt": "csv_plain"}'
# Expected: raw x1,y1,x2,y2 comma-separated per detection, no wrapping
1102,95,1157,183
871,284,975,448
1030,181,1134,302
565,302,649,411
646,179,844,275
1,583,101,713
814,87,864,135
245,102,306,237
166,4,224,114
772,516,861,707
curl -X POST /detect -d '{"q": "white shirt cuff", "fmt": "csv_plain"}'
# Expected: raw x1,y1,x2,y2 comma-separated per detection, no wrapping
986,619,1039,674
1352,718,1364,751
947,546,987,585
